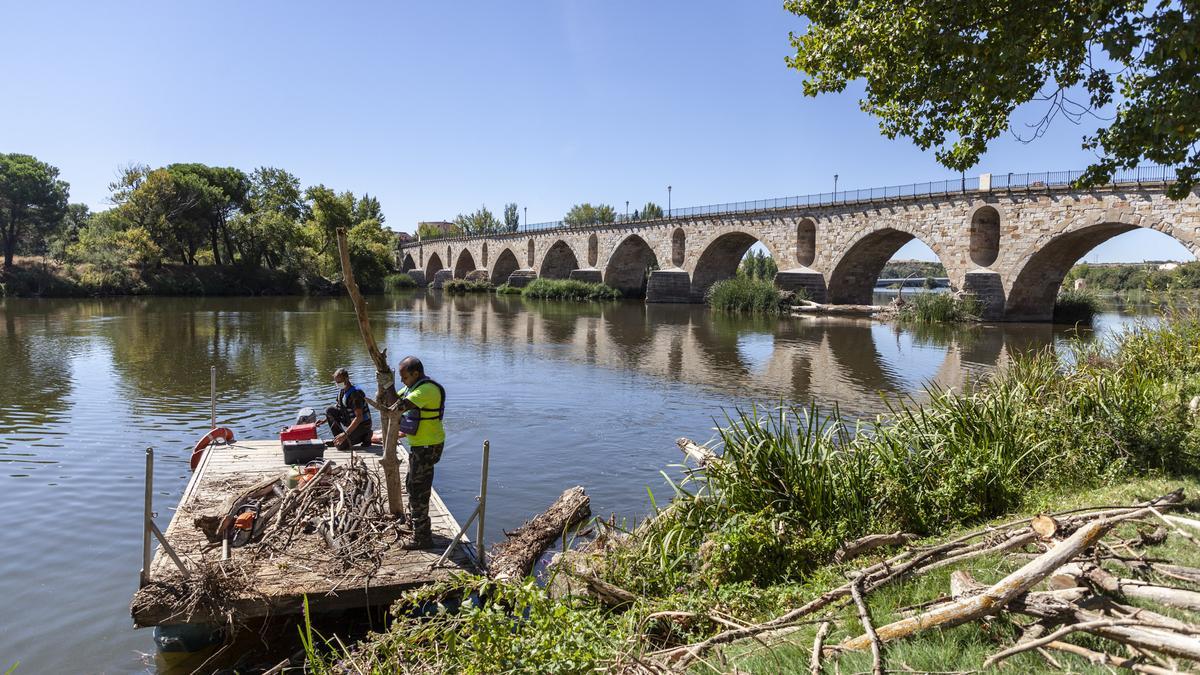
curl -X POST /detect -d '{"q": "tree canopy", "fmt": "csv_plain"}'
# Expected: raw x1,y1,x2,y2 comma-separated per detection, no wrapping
0,153,69,268
563,203,617,227
454,205,504,235
785,0,1200,197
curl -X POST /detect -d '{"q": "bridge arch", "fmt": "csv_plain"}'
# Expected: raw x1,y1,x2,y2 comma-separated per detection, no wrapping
690,230,783,300
604,234,659,297
401,253,416,272
1005,219,1198,321
490,248,521,285
425,252,445,280
827,227,954,305
454,249,477,279
539,240,580,279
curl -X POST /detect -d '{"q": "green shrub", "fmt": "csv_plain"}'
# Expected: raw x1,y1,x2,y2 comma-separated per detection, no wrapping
1054,288,1101,324
384,273,417,291
897,291,980,323
521,278,621,301
706,276,788,314
495,283,522,295
443,278,496,294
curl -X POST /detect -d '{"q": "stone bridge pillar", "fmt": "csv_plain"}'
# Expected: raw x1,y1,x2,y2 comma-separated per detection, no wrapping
431,269,453,289
775,269,828,303
569,269,602,284
646,269,692,303
507,270,538,288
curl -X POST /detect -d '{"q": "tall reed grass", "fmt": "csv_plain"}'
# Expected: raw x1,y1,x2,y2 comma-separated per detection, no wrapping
520,278,621,301
1054,288,1101,323
443,278,495,294
897,291,981,323
706,276,788,314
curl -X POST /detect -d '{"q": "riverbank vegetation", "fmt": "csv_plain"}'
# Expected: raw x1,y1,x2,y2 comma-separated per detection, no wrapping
0,154,398,297
443,278,496,294
383,273,417,291
896,291,981,323
1054,288,1101,324
706,276,790,315
309,314,1200,672
1064,261,1200,293
520,278,622,301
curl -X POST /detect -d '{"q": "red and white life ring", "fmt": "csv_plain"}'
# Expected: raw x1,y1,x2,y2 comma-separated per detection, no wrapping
190,427,235,470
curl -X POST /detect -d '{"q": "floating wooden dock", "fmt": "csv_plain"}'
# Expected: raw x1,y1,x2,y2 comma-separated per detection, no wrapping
131,440,477,627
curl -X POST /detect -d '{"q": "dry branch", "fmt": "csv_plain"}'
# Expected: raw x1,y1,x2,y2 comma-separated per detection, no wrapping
834,532,917,563
810,621,831,675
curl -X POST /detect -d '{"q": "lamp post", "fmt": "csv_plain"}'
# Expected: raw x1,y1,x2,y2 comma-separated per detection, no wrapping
833,174,839,201
625,200,629,221
667,185,672,217
523,207,527,231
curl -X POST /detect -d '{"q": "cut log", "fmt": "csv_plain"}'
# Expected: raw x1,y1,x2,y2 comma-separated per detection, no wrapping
489,486,591,581
1031,514,1060,539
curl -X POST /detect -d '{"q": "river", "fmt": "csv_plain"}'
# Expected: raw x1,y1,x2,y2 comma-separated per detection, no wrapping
0,292,1151,673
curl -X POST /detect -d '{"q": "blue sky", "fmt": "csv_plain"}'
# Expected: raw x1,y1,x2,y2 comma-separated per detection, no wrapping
1,1,1191,262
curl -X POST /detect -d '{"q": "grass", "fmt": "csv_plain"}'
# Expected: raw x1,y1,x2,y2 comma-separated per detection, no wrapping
318,313,1200,673
443,278,495,294
897,291,981,323
383,272,417,291
706,276,789,314
1055,288,1101,324
519,278,622,301
495,283,522,295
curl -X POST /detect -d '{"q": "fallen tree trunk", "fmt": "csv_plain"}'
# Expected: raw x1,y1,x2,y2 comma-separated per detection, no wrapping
489,486,591,581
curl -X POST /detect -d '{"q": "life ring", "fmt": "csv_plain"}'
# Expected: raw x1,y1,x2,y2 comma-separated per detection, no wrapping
190,427,235,470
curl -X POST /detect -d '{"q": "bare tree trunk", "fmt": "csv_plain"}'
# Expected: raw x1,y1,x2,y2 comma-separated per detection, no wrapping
335,227,403,515
489,486,590,581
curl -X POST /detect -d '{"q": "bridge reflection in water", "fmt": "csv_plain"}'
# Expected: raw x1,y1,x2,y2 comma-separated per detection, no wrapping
383,292,1105,418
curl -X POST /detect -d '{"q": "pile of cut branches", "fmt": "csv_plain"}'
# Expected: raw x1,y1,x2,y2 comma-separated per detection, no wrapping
252,456,402,576
632,489,1200,673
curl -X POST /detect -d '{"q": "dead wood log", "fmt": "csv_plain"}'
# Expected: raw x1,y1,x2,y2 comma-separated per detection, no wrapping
983,618,1145,668
489,486,591,581
839,515,1116,651
834,532,917,563
1086,565,1200,612
677,437,719,466
334,227,403,516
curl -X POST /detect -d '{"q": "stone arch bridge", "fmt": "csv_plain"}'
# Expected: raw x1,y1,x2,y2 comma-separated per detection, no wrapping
398,170,1198,321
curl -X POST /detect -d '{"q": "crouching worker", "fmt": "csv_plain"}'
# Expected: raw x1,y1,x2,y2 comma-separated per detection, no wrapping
319,367,372,449
396,355,446,550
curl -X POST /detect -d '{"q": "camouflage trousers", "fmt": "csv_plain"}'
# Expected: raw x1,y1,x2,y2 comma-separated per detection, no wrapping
406,443,443,542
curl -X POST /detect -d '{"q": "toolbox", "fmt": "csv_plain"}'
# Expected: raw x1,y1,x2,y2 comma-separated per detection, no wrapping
282,439,325,464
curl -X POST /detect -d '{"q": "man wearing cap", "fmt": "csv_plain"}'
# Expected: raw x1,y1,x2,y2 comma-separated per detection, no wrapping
319,367,372,449
395,355,445,550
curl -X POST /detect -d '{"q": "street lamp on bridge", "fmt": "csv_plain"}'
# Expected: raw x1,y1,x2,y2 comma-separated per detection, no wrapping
523,207,527,230
667,185,672,217
625,200,629,221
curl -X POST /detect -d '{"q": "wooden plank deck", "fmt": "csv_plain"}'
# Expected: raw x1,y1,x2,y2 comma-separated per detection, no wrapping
131,440,477,627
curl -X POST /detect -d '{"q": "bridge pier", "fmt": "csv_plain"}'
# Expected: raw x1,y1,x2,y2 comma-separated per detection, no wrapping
507,270,538,288
431,269,453,289
646,269,693,303
568,269,602,284
775,269,828,303
407,270,428,287
465,270,489,282
961,270,1005,321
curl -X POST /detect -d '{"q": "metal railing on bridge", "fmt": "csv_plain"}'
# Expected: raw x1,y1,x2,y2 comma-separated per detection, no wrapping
411,165,1179,243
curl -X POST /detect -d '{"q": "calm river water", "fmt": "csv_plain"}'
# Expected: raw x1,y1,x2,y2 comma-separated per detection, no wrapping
0,292,1149,673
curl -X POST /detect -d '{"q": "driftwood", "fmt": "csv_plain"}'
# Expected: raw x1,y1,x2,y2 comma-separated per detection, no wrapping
334,227,403,516
489,486,591,581
809,621,830,675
